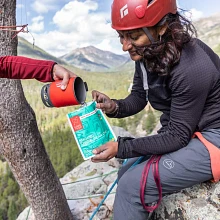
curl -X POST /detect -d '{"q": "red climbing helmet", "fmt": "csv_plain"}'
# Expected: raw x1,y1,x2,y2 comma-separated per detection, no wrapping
111,0,177,30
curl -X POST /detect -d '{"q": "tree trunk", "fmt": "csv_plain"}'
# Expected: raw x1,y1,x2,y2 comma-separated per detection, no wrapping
0,1,73,219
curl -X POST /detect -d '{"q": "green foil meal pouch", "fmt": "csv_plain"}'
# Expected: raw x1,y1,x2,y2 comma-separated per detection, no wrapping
67,101,116,160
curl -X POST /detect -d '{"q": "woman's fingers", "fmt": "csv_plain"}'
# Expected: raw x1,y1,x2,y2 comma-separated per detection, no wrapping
52,64,77,90
60,71,69,90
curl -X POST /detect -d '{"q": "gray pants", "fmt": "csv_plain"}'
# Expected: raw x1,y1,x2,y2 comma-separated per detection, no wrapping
113,129,220,220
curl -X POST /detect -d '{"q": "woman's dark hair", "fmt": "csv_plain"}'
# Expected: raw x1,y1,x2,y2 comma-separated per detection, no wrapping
134,10,197,75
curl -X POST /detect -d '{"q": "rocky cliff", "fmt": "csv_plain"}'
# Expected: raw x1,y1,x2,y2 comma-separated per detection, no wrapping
17,126,220,220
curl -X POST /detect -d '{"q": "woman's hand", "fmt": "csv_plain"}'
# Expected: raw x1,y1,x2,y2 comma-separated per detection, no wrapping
92,90,117,114
52,64,77,90
91,141,118,163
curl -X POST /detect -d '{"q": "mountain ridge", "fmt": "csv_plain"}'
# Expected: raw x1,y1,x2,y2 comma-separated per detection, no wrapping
59,45,130,72
17,13,220,73
18,37,67,65
194,13,220,49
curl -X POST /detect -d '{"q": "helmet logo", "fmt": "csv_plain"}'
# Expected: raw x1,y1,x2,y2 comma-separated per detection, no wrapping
120,4,128,19
135,5,145,19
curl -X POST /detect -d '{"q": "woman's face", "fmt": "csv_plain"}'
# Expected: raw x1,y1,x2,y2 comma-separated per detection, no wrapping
117,28,153,61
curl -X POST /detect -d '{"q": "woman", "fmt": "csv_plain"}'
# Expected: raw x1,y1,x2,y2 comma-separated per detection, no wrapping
0,55,76,87
91,0,220,219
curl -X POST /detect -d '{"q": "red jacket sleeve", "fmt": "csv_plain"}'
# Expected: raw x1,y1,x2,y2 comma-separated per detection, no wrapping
0,56,56,82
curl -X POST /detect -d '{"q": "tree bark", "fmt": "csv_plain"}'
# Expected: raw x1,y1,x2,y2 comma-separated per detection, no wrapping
0,0,73,219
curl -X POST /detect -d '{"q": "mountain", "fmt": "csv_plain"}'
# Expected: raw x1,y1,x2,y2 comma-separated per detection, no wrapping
18,38,133,73
213,44,220,55
17,13,220,74
59,14,220,73
194,13,220,50
117,57,135,73
18,37,67,65
60,46,130,72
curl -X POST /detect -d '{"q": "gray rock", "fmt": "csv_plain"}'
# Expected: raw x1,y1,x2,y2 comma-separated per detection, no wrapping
96,205,110,219
153,182,220,220
112,126,135,138
17,126,220,220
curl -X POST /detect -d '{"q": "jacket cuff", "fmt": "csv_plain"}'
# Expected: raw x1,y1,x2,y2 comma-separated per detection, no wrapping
106,100,120,118
116,136,135,159
50,62,57,81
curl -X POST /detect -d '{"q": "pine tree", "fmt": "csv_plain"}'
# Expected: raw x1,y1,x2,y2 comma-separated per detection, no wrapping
7,200,17,220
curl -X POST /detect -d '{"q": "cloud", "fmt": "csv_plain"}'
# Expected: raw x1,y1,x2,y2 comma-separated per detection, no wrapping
176,0,180,8
177,1,204,21
31,0,59,14
22,0,206,57
185,8,204,21
28,16,44,32
22,0,122,56
96,38,123,54
53,1,101,32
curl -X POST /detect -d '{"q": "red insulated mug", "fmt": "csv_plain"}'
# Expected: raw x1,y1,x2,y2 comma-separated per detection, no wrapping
41,77,88,108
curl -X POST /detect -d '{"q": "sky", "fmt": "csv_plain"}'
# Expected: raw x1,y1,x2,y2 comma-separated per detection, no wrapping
16,0,220,57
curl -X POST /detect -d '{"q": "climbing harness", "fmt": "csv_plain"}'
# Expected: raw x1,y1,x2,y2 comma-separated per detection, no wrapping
139,131,220,215
140,155,162,213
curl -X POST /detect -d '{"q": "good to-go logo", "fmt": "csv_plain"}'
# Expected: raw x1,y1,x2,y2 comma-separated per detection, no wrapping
120,4,128,19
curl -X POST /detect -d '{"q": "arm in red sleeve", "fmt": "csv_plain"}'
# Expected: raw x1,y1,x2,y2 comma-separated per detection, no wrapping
0,56,56,82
